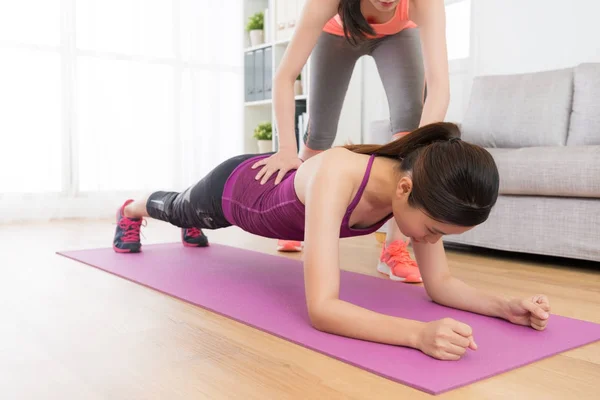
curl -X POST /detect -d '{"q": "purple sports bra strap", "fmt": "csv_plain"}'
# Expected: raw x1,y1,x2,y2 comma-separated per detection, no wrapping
343,154,376,220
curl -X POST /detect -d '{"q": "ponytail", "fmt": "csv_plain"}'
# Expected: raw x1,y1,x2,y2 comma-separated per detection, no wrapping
338,0,375,45
344,122,461,159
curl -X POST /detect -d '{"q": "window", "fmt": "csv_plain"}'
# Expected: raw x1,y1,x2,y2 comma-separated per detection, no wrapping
0,48,62,193
0,0,243,221
445,0,471,61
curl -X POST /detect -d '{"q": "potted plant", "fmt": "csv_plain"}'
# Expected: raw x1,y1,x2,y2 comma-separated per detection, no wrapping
253,121,273,153
294,73,303,95
246,12,264,47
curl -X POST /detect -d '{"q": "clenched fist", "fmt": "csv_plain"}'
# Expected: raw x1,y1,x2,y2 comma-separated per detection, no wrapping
503,294,550,331
417,318,477,361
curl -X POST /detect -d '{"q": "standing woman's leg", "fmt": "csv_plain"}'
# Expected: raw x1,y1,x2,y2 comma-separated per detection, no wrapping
371,28,425,138
370,28,426,281
300,32,367,160
278,32,367,252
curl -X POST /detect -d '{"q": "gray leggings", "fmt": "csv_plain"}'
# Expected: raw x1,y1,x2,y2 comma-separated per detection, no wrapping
304,28,425,150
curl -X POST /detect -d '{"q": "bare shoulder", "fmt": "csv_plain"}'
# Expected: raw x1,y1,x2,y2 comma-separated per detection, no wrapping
315,147,373,178
321,147,367,166
314,147,373,186
294,147,370,203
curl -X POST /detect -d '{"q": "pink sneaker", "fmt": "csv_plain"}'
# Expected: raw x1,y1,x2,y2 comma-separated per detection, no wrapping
181,227,209,247
277,240,303,252
377,240,422,283
113,199,143,253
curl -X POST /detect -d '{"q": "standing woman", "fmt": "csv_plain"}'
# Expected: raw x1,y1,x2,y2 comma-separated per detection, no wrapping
251,0,450,282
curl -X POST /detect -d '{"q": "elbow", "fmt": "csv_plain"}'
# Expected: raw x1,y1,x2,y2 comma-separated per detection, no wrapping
424,284,437,303
307,303,331,332
274,68,296,87
427,291,444,306
424,277,451,305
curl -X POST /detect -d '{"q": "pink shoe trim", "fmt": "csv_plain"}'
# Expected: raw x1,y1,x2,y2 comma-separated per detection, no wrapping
277,240,303,252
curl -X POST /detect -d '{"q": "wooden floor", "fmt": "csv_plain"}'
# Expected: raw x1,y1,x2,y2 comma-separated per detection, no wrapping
1,219,599,399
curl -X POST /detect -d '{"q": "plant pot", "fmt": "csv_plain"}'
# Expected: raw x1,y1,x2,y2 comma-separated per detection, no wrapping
257,139,272,153
294,80,303,96
249,30,264,47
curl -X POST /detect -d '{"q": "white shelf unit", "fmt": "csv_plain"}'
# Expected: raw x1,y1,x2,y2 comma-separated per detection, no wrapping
243,0,309,155
242,0,362,155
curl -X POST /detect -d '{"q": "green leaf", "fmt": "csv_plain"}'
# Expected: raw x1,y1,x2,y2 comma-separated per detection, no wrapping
246,12,264,31
253,121,272,140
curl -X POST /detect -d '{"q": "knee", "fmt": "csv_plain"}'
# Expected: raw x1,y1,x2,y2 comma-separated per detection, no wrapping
304,122,337,151
390,101,424,134
305,134,336,151
169,192,196,228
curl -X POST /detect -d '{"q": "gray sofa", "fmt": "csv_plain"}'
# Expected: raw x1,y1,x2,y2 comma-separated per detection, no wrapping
369,63,600,263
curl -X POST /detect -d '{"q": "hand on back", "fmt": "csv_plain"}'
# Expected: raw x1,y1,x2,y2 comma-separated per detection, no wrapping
252,150,303,185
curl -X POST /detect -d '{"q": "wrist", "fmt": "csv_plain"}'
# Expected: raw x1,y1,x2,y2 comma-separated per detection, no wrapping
496,297,512,320
405,320,426,350
277,144,298,155
278,147,298,155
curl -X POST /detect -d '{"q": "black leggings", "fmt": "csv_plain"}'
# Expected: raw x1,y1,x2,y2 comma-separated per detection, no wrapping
146,154,261,229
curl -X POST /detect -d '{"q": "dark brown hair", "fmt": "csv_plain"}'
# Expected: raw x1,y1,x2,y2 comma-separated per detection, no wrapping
344,122,500,227
338,0,375,45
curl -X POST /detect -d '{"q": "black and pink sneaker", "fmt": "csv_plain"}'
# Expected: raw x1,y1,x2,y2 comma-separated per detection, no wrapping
181,227,209,247
113,199,143,253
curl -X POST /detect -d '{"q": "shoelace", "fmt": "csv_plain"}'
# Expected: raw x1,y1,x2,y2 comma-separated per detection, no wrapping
118,218,143,242
383,241,418,269
186,227,203,238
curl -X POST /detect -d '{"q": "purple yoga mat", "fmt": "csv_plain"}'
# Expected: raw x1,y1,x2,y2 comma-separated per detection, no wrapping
58,243,600,395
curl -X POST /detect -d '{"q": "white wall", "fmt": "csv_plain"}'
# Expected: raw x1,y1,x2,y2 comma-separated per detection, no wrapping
332,60,364,147
361,0,600,136
361,56,389,139
472,0,600,76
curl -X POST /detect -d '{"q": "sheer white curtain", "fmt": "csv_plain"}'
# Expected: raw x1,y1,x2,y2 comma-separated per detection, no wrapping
0,0,243,223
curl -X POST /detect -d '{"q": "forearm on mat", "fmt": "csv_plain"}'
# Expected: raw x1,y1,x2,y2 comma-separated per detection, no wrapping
309,298,423,348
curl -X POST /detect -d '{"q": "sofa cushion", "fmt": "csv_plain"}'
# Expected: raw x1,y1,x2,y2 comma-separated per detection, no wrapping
461,68,573,148
567,63,600,145
487,146,600,198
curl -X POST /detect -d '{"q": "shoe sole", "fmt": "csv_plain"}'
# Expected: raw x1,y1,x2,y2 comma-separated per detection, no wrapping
277,243,303,252
113,244,141,253
377,261,422,283
182,241,209,247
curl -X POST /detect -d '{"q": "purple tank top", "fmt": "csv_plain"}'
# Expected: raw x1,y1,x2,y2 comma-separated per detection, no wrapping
221,154,392,241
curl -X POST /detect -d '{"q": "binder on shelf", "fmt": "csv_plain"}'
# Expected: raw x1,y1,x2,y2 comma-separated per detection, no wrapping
254,49,264,100
264,47,272,100
294,102,307,152
244,51,255,102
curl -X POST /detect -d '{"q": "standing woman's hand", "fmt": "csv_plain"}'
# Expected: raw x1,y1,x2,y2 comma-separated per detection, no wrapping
251,150,303,185
253,0,338,185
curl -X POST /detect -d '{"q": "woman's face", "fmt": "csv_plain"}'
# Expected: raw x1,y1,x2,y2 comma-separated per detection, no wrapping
368,0,400,12
391,176,474,244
